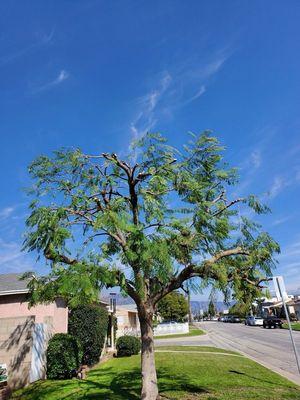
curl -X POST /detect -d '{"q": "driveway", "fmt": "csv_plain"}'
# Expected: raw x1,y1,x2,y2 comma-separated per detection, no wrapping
155,321,300,385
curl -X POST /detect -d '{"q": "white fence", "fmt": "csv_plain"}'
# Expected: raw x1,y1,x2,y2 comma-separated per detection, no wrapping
154,322,189,336
118,327,140,337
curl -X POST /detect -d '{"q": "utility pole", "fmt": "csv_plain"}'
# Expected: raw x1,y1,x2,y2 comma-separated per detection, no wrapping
273,276,300,374
182,283,193,323
109,293,117,350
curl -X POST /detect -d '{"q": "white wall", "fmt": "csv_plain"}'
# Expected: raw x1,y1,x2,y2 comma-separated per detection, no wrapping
154,322,189,336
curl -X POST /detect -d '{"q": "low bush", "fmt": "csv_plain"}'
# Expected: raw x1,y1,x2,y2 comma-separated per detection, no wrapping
116,335,141,357
289,313,298,322
68,305,109,365
46,333,82,379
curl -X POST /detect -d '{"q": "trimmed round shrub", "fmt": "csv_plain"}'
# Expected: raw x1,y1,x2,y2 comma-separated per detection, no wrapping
68,304,109,365
47,333,82,379
116,335,141,357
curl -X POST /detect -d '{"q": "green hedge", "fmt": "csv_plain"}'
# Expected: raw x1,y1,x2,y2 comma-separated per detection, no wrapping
116,335,141,357
47,333,82,379
68,304,109,365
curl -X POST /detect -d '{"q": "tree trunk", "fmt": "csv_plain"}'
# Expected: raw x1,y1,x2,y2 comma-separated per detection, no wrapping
138,305,159,400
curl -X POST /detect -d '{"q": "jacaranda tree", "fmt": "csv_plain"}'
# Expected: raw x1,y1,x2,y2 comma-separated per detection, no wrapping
23,132,279,400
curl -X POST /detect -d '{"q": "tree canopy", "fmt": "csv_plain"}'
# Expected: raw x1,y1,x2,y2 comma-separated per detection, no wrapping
24,131,279,306
23,131,280,400
229,301,250,317
157,291,188,322
208,300,216,317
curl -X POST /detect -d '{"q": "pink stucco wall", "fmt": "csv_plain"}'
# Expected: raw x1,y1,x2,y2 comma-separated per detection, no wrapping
0,294,68,333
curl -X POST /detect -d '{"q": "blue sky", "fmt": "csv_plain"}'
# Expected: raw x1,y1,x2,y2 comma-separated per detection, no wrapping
0,1,300,299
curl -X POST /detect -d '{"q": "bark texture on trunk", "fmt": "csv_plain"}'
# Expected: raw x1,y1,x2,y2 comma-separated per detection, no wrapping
139,305,159,400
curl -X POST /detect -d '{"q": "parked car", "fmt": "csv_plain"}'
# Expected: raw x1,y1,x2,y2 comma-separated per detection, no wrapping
245,316,264,326
263,316,283,329
229,315,241,323
218,316,225,322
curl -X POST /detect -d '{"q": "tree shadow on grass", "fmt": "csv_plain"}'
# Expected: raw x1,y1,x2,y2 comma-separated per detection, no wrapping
107,366,209,400
228,370,298,390
14,367,139,400
13,363,300,400
13,365,209,400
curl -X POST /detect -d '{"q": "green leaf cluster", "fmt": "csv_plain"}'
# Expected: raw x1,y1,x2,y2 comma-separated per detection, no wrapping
157,291,189,322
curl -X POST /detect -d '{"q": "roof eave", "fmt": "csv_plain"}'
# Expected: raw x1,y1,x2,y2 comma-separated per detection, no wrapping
0,289,29,297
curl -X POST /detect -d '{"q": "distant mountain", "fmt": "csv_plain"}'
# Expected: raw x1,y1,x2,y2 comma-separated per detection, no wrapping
100,294,232,312
191,300,233,313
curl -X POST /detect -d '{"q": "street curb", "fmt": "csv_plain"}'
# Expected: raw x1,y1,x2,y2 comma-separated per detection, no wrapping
155,350,245,357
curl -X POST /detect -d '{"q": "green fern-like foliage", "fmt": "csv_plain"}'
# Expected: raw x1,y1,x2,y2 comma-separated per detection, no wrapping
23,131,279,309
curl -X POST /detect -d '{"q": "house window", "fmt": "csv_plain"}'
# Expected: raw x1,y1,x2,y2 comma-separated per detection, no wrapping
129,313,137,327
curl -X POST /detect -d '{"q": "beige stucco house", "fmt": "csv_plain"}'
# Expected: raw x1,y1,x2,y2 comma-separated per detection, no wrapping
287,298,300,320
260,295,300,320
114,304,139,337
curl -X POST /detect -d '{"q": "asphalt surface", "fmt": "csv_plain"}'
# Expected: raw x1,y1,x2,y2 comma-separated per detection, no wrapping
155,321,300,385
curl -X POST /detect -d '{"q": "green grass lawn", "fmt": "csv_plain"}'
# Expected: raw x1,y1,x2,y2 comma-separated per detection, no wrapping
283,322,300,331
13,346,300,400
155,326,205,339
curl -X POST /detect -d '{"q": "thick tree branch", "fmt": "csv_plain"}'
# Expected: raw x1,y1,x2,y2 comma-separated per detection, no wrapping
124,279,141,306
152,247,249,304
44,246,78,265
101,153,141,225
102,153,132,178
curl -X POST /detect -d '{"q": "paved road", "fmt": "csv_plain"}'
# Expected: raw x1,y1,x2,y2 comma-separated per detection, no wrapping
155,321,300,385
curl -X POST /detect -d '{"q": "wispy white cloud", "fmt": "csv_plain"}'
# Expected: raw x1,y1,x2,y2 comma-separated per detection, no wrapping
0,205,44,274
130,48,231,139
0,29,54,67
198,56,228,78
272,215,292,226
55,70,69,84
0,206,14,220
0,204,29,242
231,147,263,198
268,176,286,199
235,124,300,201
30,69,70,94
0,239,34,273
180,85,206,107
130,71,172,140
267,169,300,199
238,124,279,170
250,150,261,169
0,239,22,264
